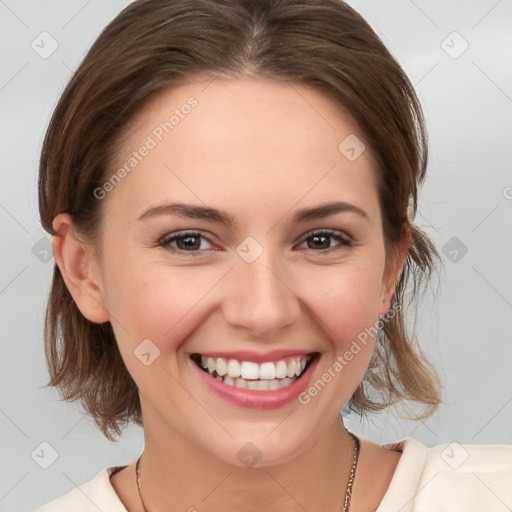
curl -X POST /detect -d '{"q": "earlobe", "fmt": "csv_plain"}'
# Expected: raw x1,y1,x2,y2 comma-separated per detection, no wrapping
52,213,110,324
379,223,411,317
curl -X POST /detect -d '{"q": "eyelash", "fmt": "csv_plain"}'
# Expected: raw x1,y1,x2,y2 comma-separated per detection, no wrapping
158,229,353,257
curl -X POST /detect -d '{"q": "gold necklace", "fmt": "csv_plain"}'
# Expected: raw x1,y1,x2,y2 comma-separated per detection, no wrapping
136,432,360,512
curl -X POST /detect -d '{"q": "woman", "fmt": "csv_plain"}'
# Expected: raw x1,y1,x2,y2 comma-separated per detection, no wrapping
36,0,512,510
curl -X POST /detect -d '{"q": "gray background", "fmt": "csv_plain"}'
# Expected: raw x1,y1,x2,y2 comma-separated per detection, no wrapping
1,0,511,510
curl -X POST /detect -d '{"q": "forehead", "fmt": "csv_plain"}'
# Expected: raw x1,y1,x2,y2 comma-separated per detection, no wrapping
105,77,380,223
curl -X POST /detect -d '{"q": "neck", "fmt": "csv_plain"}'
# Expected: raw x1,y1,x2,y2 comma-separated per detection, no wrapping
138,407,356,512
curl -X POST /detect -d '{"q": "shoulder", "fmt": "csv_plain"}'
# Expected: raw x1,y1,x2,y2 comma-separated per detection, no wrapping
35,465,128,512
377,438,512,512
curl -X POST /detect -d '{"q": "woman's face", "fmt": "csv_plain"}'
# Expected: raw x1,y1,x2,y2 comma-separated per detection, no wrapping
92,78,402,466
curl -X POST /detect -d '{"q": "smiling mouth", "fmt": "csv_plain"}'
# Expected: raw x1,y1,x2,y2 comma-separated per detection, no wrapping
190,353,318,391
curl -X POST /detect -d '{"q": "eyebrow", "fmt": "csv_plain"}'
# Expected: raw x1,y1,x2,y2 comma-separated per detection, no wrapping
137,201,369,226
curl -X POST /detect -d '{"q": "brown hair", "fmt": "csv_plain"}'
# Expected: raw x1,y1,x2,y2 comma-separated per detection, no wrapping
39,0,442,441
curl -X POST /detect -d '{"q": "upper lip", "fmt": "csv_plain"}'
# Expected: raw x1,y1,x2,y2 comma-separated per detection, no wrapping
191,349,318,363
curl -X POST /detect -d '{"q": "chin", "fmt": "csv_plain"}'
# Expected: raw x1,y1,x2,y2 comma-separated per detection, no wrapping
205,424,316,469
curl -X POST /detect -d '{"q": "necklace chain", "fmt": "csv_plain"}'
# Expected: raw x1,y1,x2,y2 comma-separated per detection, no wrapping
136,431,360,512
343,432,360,512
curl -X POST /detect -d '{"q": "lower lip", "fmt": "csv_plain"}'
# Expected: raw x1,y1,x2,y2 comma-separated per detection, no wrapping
190,356,319,409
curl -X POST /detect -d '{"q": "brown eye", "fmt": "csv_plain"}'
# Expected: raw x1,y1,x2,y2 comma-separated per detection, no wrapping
159,231,214,255
298,230,353,253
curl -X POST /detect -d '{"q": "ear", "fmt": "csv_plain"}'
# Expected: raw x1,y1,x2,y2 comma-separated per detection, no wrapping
52,213,110,323
378,223,411,317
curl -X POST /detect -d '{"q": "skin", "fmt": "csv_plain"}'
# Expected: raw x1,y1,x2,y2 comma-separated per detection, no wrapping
52,77,409,511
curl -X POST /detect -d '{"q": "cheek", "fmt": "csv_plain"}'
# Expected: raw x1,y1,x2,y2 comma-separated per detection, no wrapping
290,259,385,412
103,263,219,397
301,259,385,345
104,257,224,350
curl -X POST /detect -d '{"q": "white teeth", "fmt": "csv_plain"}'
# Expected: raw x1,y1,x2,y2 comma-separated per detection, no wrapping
259,362,276,380
208,371,297,391
268,379,280,390
295,358,302,377
256,380,268,390
246,380,259,390
287,360,296,378
234,378,247,389
216,358,228,376
196,353,313,389
229,377,296,391
240,361,260,380
275,360,288,379
227,359,241,378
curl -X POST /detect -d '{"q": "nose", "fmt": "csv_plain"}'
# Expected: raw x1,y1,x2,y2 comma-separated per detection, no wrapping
222,248,302,339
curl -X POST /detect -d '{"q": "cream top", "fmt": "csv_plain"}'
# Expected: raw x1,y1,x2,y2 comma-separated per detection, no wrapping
36,438,512,511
